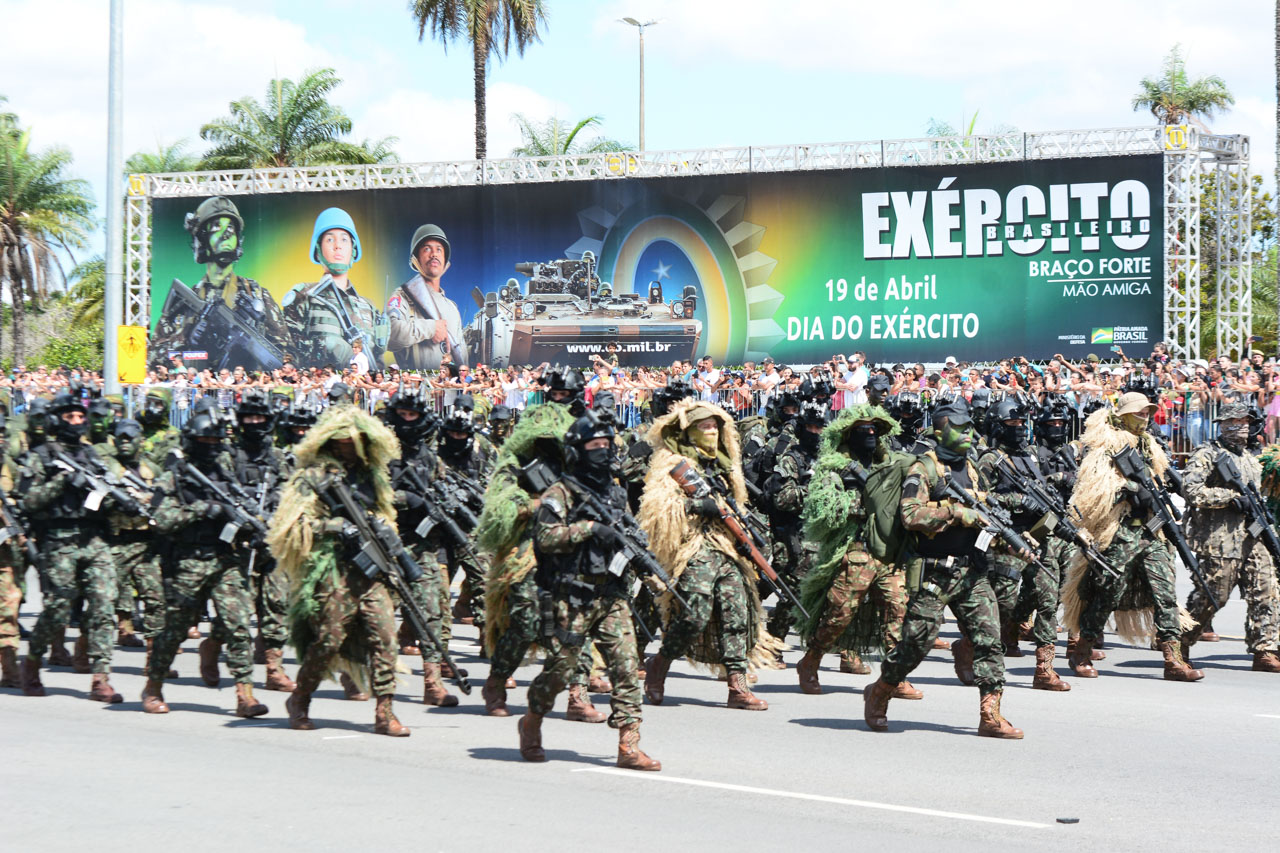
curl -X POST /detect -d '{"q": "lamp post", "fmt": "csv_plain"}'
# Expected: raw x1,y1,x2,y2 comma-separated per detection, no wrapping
620,17,657,152
104,0,124,395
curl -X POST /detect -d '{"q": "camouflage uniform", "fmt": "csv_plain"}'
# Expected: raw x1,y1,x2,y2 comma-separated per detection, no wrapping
1182,441,1280,654
232,441,290,655
761,432,821,640
20,442,119,675
879,449,1006,696
147,455,256,686
103,453,165,639
281,278,388,369
0,460,25,663
435,438,495,635
389,443,449,666
526,481,642,727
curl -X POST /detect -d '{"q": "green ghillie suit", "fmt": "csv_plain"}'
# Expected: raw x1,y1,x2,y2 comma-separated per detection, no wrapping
267,404,400,696
638,400,783,678
796,405,909,659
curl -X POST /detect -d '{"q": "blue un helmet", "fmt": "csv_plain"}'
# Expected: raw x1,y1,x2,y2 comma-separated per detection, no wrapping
310,207,362,266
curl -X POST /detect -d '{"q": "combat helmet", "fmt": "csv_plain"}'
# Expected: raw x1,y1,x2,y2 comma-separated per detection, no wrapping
409,224,450,266
310,207,362,265
184,196,244,265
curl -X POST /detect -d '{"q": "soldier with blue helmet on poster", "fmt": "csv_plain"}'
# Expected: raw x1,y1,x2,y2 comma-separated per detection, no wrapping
281,207,390,370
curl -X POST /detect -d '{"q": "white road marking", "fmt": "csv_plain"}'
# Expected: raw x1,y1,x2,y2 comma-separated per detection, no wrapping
571,767,1051,828
322,735,363,740
1256,714,1280,719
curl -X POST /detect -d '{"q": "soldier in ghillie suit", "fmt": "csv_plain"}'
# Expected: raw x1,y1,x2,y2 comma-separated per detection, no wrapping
638,399,782,711
794,404,916,698
1180,402,1280,673
517,411,661,771
477,387,578,717
862,398,1024,739
266,404,409,735
1062,393,1202,682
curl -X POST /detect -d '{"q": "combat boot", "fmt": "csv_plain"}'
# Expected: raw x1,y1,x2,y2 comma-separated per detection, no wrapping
617,722,661,771
198,637,221,687
263,648,296,692
863,679,893,732
187,625,201,640
117,618,145,648
47,627,72,667
0,647,19,688
726,671,768,710
72,633,91,674
839,651,871,674
20,656,45,697
796,647,823,694
235,682,268,718
1001,621,1024,658
932,636,951,650
977,691,1023,739
891,680,923,700
286,691,314,730
1018,621,1034,641
566,684,606,722
1160,640,1205,682
518,713,545,761
89,672,123,704
140,678,169,714
373,695,410,736
1067,637,1098,678
340,672,369,701
482,673,510,716
644,652,671,705
1252,650,1280,672
1032,644,1071,691
588,673,612,693
397,622,420,656
422,662,459,707
952,636,976,685
505,676,517,688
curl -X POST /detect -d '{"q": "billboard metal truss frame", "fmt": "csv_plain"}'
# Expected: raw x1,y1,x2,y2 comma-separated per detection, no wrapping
125,125,1251,360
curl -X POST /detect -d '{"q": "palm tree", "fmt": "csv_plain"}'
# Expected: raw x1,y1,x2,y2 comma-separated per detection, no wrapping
509,114,629,156
0,121,95,361
1133,44,1235,128
199,68,398,169
411,0,549,160
126,139,200,174
68,256,105,327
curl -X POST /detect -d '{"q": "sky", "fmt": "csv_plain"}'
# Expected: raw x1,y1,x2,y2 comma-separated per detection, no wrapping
1,0,1274,262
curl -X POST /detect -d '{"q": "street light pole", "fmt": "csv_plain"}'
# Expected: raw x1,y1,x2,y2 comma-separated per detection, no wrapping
620,18,658,152
104,0,124,395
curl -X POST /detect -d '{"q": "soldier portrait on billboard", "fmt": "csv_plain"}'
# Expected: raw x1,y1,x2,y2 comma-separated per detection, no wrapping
386,223,469,371
280,207,390,370
151,196,293,372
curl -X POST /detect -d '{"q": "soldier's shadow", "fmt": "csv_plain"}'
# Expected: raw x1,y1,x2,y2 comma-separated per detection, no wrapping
791,717,971,735
749,682,860,695
467,746,615,766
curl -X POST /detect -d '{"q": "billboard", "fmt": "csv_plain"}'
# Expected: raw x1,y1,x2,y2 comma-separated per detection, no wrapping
148,154,1163,371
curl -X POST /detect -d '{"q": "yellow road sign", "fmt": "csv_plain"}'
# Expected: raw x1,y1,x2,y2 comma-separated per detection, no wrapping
118,325,148,384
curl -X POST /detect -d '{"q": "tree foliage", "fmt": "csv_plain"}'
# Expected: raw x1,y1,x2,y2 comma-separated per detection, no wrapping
199,68,398,169
126,139,200,175
509,114,629,156
1133,44,1235,128
411,0,548,159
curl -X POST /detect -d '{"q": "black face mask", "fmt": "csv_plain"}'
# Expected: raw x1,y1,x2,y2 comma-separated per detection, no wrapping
1039,423,1066,446
189,440,223,462
797,428,821,452
576,446,614,487
849,426,878,455
442,434,472,457
140,401,167,426
999,422,1027,450
56,419,88,444
240,421,272,444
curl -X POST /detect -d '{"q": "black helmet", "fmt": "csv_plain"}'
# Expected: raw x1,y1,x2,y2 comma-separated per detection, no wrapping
795,401,827,450
439,407,475,457
235,389,276,442
184,196,244,265
992,396,1028,423
26,397,51,443
278,403,319,446
543,365,585,394
88,397,116,444
49,392,89,444
651,381,693,418
327,382,353,406
183,409,225,441
769,389,803,426
992,396,1029,449
112,418,144,457
386,385,433,446
489,404,513,423
564,409,616,486
800,377,835,404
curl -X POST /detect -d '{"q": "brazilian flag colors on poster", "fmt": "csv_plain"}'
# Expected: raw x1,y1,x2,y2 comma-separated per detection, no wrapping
148,153,1163,370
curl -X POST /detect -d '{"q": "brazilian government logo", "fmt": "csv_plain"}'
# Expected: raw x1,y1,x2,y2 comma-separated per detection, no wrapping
1090,327,1114,345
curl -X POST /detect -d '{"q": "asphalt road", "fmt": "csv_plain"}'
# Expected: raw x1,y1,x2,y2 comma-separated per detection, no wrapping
3,574,1276,853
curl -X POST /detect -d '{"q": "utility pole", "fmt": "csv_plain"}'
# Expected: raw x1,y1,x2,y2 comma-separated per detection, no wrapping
620,18,658,152
103,0,124,394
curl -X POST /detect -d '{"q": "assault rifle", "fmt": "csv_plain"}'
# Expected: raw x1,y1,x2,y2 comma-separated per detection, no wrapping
521,458,689,611
174,456,268,546
245,469,276,575
393,464,482,566
52,449,151,520
669,459,810,621
442,467,486,514
0,495,38,563
995,457,1121,579
164,278,284,371
936,472,1048,572
315,475,470,694
1213,451,1280,564
1112,445,1216,612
